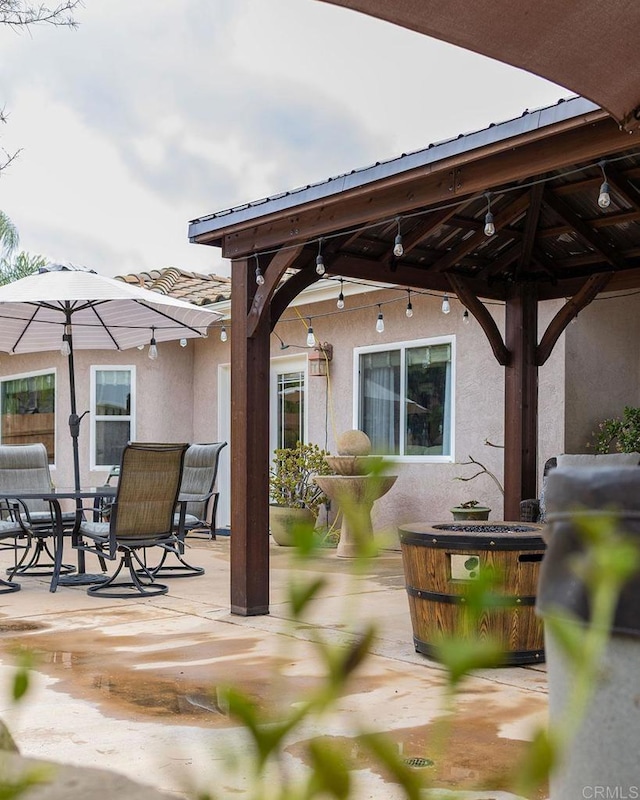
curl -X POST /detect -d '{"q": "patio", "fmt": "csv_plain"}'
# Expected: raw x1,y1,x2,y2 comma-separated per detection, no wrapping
0,536,548,799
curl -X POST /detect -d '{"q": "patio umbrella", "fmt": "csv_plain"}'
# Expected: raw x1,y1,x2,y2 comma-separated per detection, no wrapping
0,264,223,489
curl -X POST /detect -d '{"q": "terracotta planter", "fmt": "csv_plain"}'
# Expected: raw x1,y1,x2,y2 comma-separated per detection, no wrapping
450,506,491,521
269,504,315,546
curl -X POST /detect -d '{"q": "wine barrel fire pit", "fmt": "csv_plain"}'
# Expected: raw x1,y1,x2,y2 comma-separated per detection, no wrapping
398,521,546,666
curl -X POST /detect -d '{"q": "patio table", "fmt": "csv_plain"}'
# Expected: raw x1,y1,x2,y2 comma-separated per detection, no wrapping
0,486,116,593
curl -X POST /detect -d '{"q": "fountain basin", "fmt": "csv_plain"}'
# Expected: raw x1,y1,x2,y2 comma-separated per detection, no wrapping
324,455,384,476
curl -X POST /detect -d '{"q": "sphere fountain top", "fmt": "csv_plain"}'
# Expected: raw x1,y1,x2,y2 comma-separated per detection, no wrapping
336,430,372,456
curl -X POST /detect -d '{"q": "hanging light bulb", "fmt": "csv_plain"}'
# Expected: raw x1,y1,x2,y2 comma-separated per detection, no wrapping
220,326,228,343
393,217,404,258
60,324,71,356
315,238,325,276
376,305,385,333
463,309,470,324
255,255,265,286
148,329,158,361
483,193,495,237
441,294,451,314
180,338,188,348
306,319,315,348
337,278,345,309
598,162,611,209
405,290,413,318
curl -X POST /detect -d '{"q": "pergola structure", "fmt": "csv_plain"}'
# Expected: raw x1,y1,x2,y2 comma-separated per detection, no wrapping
189,96,640,615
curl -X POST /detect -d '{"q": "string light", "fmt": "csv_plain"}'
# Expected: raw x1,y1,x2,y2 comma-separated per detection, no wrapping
405,290,413,318
441,294,451,314
148,328,158,361
316,238,326,276
598,161,611,209
463,309,470,324
376,305,385,333
337,278,345,309
60,324,71,356
306,319,315,348
393,217,404,258
180,338,188,347
255,255,265,286
220,326,228,342
483,193,495,237
233,152,631,269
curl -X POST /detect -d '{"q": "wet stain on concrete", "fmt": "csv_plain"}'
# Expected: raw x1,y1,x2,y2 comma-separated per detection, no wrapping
0,619,46,633
287,702,548,799
0,625,329,727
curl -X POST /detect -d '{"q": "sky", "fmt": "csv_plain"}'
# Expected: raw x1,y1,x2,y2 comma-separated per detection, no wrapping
0,0,569,279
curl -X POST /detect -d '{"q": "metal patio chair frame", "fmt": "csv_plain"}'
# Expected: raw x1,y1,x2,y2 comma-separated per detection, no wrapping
143,442,227,579
0,443,76,578
77,442,188,598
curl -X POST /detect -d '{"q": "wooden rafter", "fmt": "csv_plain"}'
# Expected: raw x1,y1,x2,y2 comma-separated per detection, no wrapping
544,191,628,271
433,191,531,273
516,183,545,279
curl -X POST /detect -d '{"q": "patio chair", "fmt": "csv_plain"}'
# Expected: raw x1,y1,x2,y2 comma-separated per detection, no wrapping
0,443,76,577
145,441,227,579
0,516,32,593
520,452,640,522
77,442,188,598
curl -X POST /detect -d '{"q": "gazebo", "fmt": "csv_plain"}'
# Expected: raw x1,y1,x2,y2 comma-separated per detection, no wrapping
189,3,640,616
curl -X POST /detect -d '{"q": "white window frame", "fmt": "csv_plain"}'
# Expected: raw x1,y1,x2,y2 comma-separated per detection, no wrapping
269,354,309,454
90,365,136,469
352,335,455,463
0,367,58,468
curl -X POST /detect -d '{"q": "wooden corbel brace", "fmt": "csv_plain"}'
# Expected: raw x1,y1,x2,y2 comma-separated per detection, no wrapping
537,272,612,366
447,274,510,366
246,245,304,338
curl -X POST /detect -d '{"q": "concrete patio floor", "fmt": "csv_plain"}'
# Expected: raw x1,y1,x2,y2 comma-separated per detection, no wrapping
0,536,549,799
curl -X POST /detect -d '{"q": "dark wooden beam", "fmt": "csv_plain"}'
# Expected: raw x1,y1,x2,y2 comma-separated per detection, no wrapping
503,285,538,520
433,191,531,273
214,118,632,258
605,163,640,211
536,272,613,366
447,275,510,365
544,190,628,271
330,252,508,300
271,267,320,325
230,258,271,616
515,184,545,279
247,245,304,337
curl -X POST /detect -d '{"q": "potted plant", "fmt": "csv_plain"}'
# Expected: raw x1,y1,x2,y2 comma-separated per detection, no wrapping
449,499,491,521
269,442,333,546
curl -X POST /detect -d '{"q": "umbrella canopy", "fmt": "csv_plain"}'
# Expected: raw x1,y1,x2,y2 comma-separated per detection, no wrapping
0,265,223,490
0,265,222,353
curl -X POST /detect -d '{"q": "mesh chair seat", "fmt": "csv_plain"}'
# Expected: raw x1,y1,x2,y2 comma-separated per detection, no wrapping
0,518,32,594
0,443,75,577
148,442,227,579
78,443,188,598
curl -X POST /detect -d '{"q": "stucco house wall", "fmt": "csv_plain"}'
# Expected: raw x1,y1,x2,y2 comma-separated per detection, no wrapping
564,292,640,453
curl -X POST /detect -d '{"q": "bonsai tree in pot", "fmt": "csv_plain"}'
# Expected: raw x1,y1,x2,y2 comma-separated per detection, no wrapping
269,442,333,546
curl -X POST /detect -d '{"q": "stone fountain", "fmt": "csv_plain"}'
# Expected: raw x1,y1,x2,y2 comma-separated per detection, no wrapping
314,431,397,558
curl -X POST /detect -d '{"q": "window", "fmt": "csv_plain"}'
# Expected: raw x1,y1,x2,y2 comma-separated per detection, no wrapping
0,370,56,463
355,337,454,460
275,370,305,449
270,356,307,454
91,367,135,468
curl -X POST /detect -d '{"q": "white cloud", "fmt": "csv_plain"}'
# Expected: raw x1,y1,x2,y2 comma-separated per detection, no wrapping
0,0,567,278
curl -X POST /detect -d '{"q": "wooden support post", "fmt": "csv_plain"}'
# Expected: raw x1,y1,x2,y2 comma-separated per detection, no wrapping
230,258,271,615
503,285,538,520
